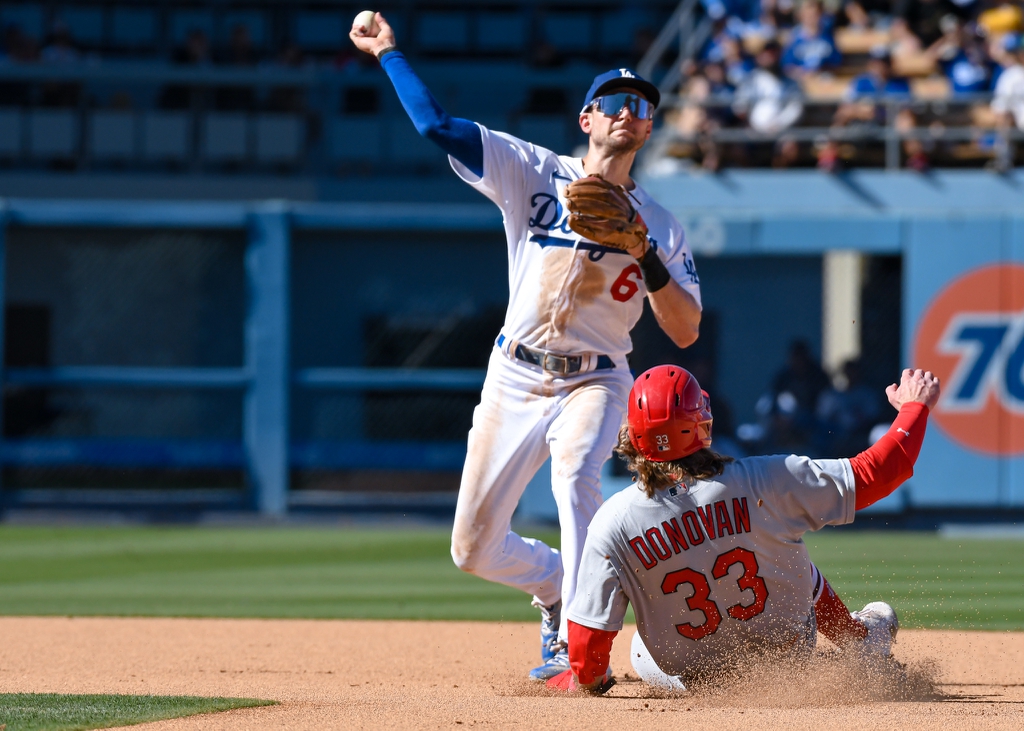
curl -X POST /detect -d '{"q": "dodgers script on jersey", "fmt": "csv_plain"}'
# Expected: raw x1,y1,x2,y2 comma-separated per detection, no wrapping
567,455,857,679
449,124,702,362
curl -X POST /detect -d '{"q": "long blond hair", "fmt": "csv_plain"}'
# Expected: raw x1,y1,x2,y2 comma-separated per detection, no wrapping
615,425,734,498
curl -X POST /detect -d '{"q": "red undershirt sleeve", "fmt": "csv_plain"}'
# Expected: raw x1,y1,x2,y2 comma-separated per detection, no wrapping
568,620,617,685
849,402,929,510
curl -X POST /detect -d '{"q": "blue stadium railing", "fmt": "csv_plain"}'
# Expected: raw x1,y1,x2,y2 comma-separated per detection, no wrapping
0,199,497,516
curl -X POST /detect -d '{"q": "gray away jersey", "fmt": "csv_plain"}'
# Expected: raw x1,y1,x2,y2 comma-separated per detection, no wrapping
567,455,857,679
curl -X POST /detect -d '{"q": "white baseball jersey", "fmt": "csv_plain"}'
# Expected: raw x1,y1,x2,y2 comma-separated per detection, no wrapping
567,455,856,679
449,125,702,362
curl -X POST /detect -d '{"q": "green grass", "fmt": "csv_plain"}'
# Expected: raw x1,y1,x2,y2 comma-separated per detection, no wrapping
806,530,1024,631
0,526,555,621
0,526,1020,630
0,693,275,731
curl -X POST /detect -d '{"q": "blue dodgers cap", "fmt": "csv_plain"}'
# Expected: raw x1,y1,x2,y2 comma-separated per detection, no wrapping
581,68,661,114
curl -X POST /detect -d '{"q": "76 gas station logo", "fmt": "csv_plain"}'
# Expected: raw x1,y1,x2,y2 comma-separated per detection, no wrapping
938,312,1024,412
913,263,1024,455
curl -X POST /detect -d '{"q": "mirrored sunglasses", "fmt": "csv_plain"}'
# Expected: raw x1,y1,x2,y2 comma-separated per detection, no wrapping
591,92,655,120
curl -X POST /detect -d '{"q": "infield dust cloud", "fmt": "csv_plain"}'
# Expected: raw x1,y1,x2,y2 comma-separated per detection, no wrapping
500,651,944,707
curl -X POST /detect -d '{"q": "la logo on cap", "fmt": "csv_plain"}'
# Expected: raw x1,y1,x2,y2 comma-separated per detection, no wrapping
619,69,635,78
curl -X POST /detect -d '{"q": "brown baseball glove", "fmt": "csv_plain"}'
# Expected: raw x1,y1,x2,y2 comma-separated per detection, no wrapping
564,175,648,251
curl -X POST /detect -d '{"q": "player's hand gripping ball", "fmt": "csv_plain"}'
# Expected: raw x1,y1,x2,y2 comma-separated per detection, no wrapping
564,175,649,252
353,10,380,37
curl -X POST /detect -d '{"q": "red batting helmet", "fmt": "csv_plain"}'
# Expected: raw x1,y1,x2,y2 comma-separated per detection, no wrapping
627,365,713,462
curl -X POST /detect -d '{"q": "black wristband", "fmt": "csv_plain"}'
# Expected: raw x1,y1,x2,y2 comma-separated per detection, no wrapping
637,248,671,293
375,46,398,62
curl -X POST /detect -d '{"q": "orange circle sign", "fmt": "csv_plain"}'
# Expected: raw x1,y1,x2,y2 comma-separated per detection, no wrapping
913,263,1024,455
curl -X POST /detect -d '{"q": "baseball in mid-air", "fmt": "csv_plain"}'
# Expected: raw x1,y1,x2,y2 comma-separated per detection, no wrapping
353,10,379,37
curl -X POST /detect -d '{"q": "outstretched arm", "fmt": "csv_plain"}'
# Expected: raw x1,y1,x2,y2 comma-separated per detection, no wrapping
849,368,940,510
349,12,483,177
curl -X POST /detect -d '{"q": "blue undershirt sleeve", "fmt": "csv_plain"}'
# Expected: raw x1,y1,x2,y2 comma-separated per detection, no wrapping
380,51,484,178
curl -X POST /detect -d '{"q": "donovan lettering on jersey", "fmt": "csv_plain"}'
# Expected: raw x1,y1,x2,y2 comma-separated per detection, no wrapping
628,497,753,570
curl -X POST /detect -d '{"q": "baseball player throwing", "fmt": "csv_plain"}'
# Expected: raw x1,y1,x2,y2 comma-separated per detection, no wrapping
546,365,939,693
350,14,702,679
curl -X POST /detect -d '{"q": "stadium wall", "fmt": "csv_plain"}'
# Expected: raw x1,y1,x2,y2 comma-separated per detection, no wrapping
1,170,1022,517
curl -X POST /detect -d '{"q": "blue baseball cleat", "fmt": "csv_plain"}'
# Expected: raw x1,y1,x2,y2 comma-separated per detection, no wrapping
529,644,570,681
538,599,562,662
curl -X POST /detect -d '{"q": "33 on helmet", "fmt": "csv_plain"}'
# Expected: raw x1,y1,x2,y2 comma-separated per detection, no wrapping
627,365,713,462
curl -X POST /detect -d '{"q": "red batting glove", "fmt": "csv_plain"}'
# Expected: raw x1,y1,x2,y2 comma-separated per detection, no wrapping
545,668,615,695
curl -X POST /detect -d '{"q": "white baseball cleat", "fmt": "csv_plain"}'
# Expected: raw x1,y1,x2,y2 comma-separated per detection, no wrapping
851,601,899,658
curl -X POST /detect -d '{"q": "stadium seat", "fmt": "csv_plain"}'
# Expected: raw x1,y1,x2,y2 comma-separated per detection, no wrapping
599,9,648,52
28,110,78,158
293,11,345,50
477,13,525,52
834,28,891,55
170,10,215,46
91,111,137,162
220,11,269,49
387,118,446,165
331,118,383,162
543,12,592,53
59,7,104,47
417,13,468,52
111,8,158,50
203,113,249,162
0,109,23,158
0,5,43,41
517,116,569,154
911,76,952,100
255,114,304,163
142,112,191,162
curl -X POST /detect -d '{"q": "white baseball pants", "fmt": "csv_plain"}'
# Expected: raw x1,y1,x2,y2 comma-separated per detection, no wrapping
451,346,633,640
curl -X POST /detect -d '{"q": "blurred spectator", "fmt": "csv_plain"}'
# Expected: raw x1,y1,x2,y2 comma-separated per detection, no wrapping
175,27,211,66
782,1,842,77
897,0,962,46
159,28,211,111
0,23,35,106
840,0,874,30
840,0,896,29
816,358,882,456
267,42,308,113
755,339,831,453
991,32,1024,128
39,21,81,108
890,17,925,60
215,24,257,112
815,137,844,171
720,36,755,86
895,107,931,170
0,22,38,63
977,0,1023,37
768,0,798,30
705,0,762,25
734,40,804,132
833,45,910,126
669,64,732,171
772,135,801,167
40,21,80,64
702,14,743,64
937,21,998,93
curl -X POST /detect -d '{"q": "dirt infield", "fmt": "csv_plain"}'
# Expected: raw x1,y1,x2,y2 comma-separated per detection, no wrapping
0,618,1021,730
